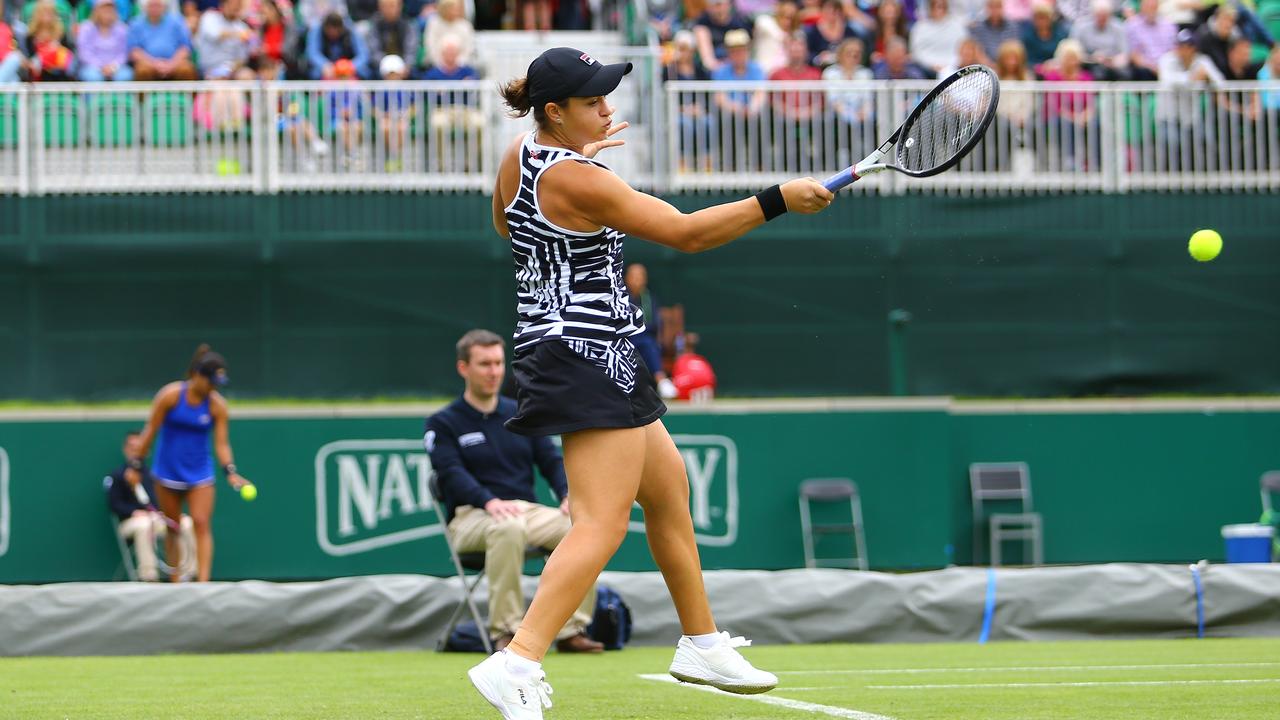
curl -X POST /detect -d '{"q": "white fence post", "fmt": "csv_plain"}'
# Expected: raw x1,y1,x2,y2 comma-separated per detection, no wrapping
15,87,30,197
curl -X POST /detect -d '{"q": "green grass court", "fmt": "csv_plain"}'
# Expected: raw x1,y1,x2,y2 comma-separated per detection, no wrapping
5,639,1277,719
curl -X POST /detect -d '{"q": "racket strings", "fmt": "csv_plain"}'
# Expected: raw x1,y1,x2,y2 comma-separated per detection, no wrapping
899,70,996,174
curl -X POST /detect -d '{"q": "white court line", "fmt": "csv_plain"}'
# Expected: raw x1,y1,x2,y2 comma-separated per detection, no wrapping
775,662,1280,676
638,674,897,720
868,679,1280,690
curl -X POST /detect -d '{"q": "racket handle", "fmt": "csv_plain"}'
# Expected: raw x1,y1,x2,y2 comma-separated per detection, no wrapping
823,167,859,192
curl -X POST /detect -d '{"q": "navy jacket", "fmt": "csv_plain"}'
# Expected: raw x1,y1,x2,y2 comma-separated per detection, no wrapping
424,396,568,523
103,464,158,521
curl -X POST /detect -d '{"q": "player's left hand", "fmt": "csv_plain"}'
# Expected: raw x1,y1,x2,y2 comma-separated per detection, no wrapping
583,121,628,158
228,473,250,490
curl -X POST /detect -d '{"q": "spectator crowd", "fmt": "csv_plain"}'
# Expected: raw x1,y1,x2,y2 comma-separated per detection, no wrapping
655,0,1277,87
5,0,1276,86
0,0,485,82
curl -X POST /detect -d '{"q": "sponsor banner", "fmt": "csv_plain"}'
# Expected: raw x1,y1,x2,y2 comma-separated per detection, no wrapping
315,435,739,556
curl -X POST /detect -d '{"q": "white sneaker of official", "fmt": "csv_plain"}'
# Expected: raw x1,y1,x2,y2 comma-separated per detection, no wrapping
468,651,555,719
668,632,779,695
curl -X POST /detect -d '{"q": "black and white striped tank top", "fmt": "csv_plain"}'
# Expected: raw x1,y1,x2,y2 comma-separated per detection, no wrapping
505,133,645,390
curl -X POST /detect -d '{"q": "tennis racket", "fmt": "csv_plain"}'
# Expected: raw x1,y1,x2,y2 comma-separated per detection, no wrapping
823,65,1000,191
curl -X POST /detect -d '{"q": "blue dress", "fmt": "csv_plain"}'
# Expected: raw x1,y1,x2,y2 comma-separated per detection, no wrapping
151,383,216,489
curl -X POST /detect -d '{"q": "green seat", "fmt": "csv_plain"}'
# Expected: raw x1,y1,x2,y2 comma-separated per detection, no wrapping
1122,92,1156,147
1260,0,1280,48
143,92,191,148
0,93,17,149
87,93,135,147
40,93,81,148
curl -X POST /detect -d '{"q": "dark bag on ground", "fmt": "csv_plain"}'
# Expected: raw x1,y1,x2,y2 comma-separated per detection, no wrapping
444,619,488,653
586,584,632,650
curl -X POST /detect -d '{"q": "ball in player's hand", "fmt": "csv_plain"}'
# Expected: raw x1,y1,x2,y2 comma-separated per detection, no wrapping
1188,229,1222,262
240,483,257,501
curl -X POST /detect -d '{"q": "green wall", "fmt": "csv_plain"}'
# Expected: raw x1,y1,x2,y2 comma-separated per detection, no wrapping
0,402,1273,584
1,193,1277,400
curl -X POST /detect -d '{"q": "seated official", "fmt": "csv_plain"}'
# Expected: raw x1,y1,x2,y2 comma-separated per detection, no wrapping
105,431,195,582
425,329,604,654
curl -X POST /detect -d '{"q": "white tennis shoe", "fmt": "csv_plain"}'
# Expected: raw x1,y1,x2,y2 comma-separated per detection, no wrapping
468,651,554,719
668,632,778,694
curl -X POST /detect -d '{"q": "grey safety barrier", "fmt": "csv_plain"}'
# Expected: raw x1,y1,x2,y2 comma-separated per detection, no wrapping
2,564,1278,656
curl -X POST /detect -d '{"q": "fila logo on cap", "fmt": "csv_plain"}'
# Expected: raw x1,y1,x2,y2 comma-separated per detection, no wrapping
579,52,596,65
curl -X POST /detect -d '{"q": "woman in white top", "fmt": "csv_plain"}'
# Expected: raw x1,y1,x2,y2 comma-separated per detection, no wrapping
425,0,474,69
821,38,874,166
753,0,797,74
909,0,969,75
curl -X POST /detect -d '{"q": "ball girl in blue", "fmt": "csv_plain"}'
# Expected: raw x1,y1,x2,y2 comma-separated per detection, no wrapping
127,344,252,582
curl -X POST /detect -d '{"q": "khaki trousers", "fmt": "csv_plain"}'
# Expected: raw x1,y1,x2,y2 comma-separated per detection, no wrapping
118,512,196,581
448,500,596,640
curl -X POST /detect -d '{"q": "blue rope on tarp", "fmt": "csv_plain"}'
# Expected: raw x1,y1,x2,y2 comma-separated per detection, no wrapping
979,567,997,644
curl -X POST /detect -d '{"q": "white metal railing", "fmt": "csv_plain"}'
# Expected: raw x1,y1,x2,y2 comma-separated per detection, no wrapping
666,79,1280,194
264,81,489,192
3,79,1279,196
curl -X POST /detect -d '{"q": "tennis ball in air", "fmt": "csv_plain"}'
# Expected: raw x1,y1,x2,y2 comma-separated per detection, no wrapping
240,484,257,502
1188,229,1222,262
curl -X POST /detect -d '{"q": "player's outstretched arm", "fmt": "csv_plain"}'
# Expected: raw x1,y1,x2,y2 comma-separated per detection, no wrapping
569,164,833,253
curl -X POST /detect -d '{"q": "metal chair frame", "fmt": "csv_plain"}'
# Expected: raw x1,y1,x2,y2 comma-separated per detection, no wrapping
798,478,869,571
428,472,549,653
970,462,1044,567
109,512,188,582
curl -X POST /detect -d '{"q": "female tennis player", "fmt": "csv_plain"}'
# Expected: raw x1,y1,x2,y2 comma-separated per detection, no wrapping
466,47,833,719
126,344,250,582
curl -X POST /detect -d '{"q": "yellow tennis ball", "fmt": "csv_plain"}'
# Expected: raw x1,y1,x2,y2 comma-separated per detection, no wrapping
1188,229,1222,262
240,484,257,501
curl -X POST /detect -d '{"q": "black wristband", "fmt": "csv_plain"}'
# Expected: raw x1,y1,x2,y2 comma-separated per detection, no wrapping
128,458,143,471
223,463,237,477
754,184,787,221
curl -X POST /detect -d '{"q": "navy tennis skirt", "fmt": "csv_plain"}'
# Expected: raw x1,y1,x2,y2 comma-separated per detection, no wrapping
505,338,666,436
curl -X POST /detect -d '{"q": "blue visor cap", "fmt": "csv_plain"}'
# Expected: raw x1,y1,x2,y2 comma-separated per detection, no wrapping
197,353,230,387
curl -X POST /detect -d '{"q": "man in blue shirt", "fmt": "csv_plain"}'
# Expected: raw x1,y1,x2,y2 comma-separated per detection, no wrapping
425,330,604,654
128,0,197,80
712,28,766,172
872,37,929,79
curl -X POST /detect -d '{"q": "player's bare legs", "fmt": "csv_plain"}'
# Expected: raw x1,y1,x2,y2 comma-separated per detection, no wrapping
635,420,716,635
154,485,185,583
506,426,646,661
186,485,216,582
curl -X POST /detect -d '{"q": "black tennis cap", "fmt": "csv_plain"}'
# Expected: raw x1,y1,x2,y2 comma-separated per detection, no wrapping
527,47,633,107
